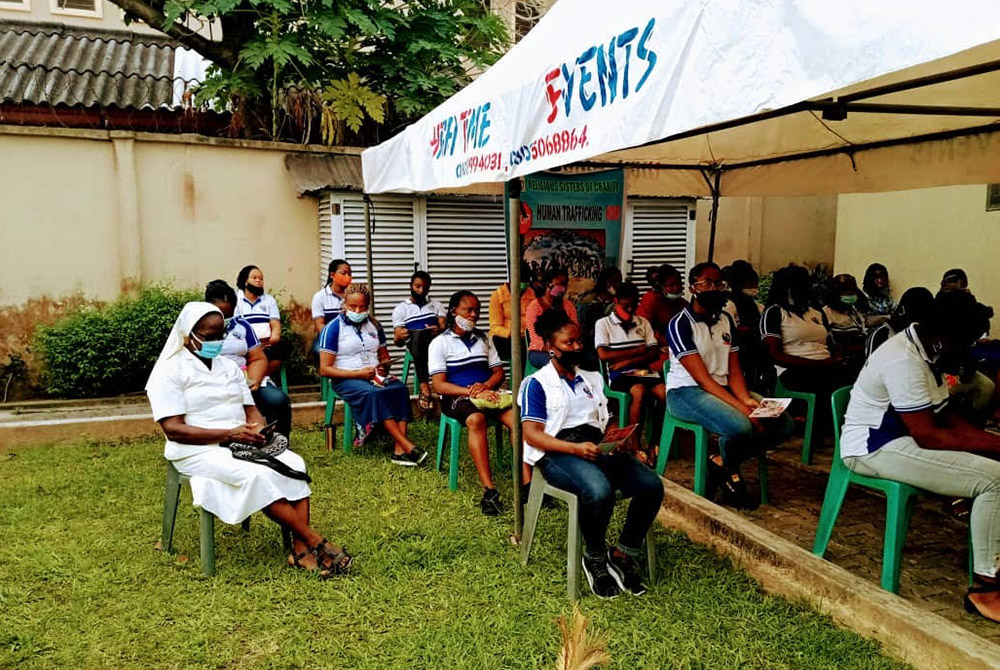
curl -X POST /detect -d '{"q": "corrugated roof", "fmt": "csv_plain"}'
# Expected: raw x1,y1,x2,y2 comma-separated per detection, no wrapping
285,153,365,194
0,20,194,110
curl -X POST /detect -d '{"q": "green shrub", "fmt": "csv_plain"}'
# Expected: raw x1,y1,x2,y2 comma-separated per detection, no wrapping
35,286,200,398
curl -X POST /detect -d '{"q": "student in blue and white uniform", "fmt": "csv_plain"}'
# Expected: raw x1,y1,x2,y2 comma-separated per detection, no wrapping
392,271,446,411
205,280,292,438
318,283,426,467
666,263,789,509
865,287,935,359
842,291,1000,623
311,259,353,354
428,290,514,516
519,309,663,600
594,281,664,463
234,265,284,380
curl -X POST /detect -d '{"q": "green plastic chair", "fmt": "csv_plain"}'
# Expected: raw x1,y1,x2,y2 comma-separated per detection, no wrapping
399,350,421,395
656,359,769,505
322,378,355,454
773,376,817,464
162,461,291,576
279,366,289,394
598,360,630,429
520,467,657,601
812,386,972,593
436,412,509,491
523,332,540,377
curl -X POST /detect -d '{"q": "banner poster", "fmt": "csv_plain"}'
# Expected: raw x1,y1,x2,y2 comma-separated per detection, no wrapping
513,169,624,300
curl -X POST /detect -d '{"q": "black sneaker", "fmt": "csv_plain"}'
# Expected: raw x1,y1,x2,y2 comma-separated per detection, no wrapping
480,488,503,516
607,550,647,596
407,447,428,466
582,555,621,599
391,452,417,467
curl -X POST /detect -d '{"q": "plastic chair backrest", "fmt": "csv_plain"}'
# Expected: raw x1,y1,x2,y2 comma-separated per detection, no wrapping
830,385,853,460
598,359,611,384
662,359,671,376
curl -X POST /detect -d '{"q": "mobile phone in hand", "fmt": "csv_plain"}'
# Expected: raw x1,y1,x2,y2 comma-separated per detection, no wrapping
260,420,279,440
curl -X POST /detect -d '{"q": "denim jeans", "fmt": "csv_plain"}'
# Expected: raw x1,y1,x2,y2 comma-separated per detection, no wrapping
252,384,292,437
667,386,790,468
535,451,664,558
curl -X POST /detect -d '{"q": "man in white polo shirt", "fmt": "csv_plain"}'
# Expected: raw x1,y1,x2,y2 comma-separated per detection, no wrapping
391,271,446,410
842,290,1000,623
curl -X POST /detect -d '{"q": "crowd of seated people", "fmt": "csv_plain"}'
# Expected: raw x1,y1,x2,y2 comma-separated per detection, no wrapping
145,257,1000,612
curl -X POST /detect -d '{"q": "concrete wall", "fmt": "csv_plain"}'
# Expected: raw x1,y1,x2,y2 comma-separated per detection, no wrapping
0,126,321,307
836,184,1000,328
695,195,838,272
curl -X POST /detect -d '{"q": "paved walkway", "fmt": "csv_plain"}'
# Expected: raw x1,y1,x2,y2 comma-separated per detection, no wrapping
660,430,999,642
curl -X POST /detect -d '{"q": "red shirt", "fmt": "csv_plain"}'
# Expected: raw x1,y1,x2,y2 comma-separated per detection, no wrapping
637,290,688,344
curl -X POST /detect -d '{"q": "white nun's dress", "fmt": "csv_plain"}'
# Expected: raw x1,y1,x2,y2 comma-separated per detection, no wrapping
146,302,310,524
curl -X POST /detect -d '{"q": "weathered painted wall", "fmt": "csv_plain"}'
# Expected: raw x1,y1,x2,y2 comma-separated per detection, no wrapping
836,184,1000,329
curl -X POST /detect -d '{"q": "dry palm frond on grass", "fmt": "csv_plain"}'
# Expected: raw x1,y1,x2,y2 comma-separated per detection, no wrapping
554,605,611,670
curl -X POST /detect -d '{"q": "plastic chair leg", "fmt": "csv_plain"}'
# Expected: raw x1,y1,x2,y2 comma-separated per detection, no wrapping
881,492,916,593
812,467,851,556
279,367,288,394
199,508,216,577
342,404,353,454
656,422,676,476
692,429,709,497
448,425,461,492
757,455,769,506
520,477,546,565
567,496,581,602
241,518,250,532
435,419,448,472
162,464,182,553
801,397,816,465
282,529,293,554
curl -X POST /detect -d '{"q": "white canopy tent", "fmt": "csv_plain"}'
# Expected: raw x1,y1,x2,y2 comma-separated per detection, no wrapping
361,0,1000,533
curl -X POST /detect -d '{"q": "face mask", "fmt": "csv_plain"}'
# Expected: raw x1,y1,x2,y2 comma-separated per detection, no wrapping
454,314,476,332
549,284,567,298
411,291,428,306
607,286,617,296
615,305,633,322
743,288,759,298
841,294,859,306
246,284,264,297
551,348,584,369
664,292,683,300
345,310,368,324
332,274,352,289
695,290,727,314
191,333,223,359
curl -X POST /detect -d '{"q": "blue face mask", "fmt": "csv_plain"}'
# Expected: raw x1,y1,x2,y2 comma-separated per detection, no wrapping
345,310,368,324
191,333,223,359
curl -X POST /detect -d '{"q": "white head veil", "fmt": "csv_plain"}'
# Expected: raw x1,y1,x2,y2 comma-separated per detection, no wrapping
145,301,223,391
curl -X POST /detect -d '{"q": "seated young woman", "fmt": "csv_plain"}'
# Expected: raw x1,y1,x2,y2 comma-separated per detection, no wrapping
145,302,350,578
594,281,665,463
822,273,868,359
205,279,292,438
862,262,895,328
519,309,664,600
428,290,515,516
842,290,1000,623
234,264,286,381
392,271,446,412
311,259,352,355
525,267,579,370
318,283,427,467
666,262,790,509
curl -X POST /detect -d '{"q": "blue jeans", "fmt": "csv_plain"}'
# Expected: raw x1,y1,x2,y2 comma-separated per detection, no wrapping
667,386,789,468
252,384,292,437
536,451,664,558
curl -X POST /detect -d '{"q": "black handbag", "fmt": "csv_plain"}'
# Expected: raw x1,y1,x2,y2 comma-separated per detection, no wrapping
227,434,312,483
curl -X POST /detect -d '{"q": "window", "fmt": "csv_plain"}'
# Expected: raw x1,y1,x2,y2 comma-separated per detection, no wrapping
0,0,31,12
51,0,101,18
988,184,1000,212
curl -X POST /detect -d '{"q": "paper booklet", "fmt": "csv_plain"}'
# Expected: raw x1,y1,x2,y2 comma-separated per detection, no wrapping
749,398,792,418
598,423,639,454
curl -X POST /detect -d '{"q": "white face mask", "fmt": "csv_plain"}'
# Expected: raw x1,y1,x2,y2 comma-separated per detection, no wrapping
454,315,476,332
345,310,368,324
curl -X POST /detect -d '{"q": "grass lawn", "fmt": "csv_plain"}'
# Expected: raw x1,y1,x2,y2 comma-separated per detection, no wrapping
0,422,909,669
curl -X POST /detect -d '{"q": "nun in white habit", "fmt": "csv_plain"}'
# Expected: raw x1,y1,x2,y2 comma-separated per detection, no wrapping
146,302,351,577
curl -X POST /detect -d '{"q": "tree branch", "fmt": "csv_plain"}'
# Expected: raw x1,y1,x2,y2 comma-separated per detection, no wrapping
108,0,238,70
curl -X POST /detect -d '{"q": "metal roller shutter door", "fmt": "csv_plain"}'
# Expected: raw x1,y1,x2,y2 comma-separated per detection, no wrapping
626,198,693,284
425,197,508,311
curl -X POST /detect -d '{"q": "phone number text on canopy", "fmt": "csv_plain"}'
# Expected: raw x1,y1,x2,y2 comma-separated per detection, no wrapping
455,151,504,178
510,126,589,168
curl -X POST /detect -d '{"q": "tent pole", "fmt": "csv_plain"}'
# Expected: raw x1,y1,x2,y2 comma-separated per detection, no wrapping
363,194,375,308
706,170,721,263
507,179,524,542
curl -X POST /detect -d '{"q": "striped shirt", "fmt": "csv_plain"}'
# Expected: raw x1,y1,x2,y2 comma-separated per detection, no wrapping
666,307,739,389
865,322,895,360
234,293,280,340
311,286,343,324
525,299,579,351
220,316,261,368
318,314,386,371
593,312,657,380
392,297,445,331
427,329,502,387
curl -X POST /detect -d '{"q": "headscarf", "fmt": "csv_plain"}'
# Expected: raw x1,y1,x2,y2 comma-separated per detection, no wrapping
145,302,223,391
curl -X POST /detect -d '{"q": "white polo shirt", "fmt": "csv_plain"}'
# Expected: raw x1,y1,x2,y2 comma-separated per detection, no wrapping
520,372,603,465
594,312,657,380
234,292,280,340
841,325,949,458
760,305,831,361
317,314,386,371
665,307,739,389
311,286,343,324
427,329,502,387
392,297,445,331
220,316,261,368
